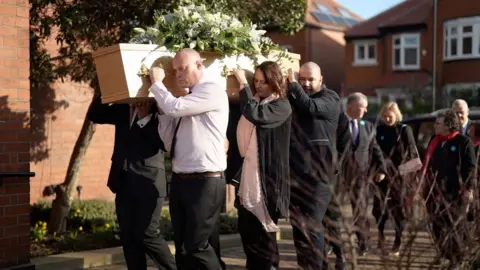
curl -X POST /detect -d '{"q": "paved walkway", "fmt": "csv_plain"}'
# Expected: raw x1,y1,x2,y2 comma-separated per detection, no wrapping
88,201,445,269
90,229,442,270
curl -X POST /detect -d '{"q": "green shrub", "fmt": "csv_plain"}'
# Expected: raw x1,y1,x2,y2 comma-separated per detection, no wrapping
31,200,238,239
31,199,117,232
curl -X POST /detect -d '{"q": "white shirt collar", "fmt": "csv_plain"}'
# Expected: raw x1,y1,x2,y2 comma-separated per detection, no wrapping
345,113,357,124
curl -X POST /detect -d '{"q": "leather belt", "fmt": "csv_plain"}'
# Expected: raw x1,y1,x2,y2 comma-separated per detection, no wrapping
176,171,223,179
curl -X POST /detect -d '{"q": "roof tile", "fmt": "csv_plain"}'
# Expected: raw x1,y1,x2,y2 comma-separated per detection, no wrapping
345,0,432,38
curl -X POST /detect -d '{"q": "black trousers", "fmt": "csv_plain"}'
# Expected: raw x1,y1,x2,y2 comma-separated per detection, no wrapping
426,198,466,263
323,198,344,260
116,173,176,270
210,208,226,270
237,204,280,270
169,173,225,270
350,180,370,248
290,174,331,270
371,179,404,247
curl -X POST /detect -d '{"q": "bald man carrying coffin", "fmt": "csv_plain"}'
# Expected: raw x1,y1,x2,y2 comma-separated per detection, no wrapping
149,48,229,270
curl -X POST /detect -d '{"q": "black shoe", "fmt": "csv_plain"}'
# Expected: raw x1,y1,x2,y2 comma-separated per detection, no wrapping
327,245,333,255
358,245,369,256
335,256,346,270
390,240,401,256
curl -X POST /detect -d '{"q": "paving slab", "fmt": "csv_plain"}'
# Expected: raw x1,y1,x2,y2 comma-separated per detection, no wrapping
89,228,442,270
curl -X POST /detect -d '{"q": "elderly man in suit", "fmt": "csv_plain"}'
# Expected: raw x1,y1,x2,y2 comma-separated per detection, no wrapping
87,94,176,270
452,99,471,136
288,62,341,269
342,92,386,256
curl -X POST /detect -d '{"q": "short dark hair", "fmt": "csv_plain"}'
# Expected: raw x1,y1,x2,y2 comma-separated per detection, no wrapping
254,61,287,99
437,109,460,133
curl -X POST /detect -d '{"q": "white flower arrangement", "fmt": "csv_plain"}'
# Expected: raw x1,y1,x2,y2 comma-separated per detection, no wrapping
130,4,291,77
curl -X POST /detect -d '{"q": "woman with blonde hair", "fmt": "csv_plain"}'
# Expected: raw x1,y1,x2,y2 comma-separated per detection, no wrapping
373,101,420,255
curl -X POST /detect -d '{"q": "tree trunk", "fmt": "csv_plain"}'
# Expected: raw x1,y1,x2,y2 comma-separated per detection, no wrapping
48,93,97,233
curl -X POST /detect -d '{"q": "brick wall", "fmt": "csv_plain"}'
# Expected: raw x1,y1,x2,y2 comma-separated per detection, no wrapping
29,80,115,203
268,27,347,93
29,32,115,203
0,0,33,268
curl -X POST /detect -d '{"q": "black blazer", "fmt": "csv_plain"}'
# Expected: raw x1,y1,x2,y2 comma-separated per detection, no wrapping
288,82,341,180
87,95,167,197
461,119,472,137
225,101,242,184
344,116,386,175
376,123,418,168
336,112,350,159
427,134,476,199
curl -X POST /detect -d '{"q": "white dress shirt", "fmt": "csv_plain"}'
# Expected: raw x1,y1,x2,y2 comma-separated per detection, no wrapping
150,75,229,174
129,107,152,128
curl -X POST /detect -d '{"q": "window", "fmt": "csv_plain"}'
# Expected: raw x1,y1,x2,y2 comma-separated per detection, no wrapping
445,83,480,107
337,8,353,18
354,40,377,65
315,4,331,14
392,33,420,70
444,16,480,60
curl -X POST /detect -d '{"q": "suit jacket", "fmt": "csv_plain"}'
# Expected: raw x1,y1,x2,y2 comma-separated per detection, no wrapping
87,95,167,197
288,82,341,184
461,119,472,137
343,116,386,178
225,101,243,184
336,112,350,159
427,134,476,200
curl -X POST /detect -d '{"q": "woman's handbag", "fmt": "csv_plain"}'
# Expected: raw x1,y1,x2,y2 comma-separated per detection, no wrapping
397,124,423,175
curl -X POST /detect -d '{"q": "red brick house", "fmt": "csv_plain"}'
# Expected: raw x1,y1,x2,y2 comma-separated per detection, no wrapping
268,0,362,93
343,0,480,110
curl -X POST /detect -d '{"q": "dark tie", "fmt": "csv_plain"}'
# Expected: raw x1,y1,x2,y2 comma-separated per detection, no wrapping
351,120,358,145
170,91,191,158
170,118,182,159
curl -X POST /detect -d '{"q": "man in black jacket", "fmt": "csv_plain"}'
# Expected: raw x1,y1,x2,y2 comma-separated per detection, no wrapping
288,62,341,269
323,112,350,270
87,94,176,270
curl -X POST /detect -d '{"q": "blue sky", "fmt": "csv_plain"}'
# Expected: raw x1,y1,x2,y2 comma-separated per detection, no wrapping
337,0,404,19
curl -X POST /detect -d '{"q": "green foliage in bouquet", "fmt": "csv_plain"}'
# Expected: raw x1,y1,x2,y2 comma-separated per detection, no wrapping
130,4,284,60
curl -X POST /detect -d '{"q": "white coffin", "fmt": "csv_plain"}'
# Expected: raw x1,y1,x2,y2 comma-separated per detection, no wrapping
92,43,301,104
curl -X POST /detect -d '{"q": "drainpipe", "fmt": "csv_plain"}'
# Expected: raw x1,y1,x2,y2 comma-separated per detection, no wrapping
432,0,438,111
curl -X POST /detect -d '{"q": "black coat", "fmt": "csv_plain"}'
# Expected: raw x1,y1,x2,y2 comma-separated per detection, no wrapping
87,96,167,197
239,85,292,218
336,112,350,160
288,82,341,185
426,134,476,201
376,123,418,168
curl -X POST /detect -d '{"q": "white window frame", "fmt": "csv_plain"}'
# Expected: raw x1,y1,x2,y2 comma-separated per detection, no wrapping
337,7,353,18
353,40,377,66
315,3,331,14
444,16,480,61
392,33,421,70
